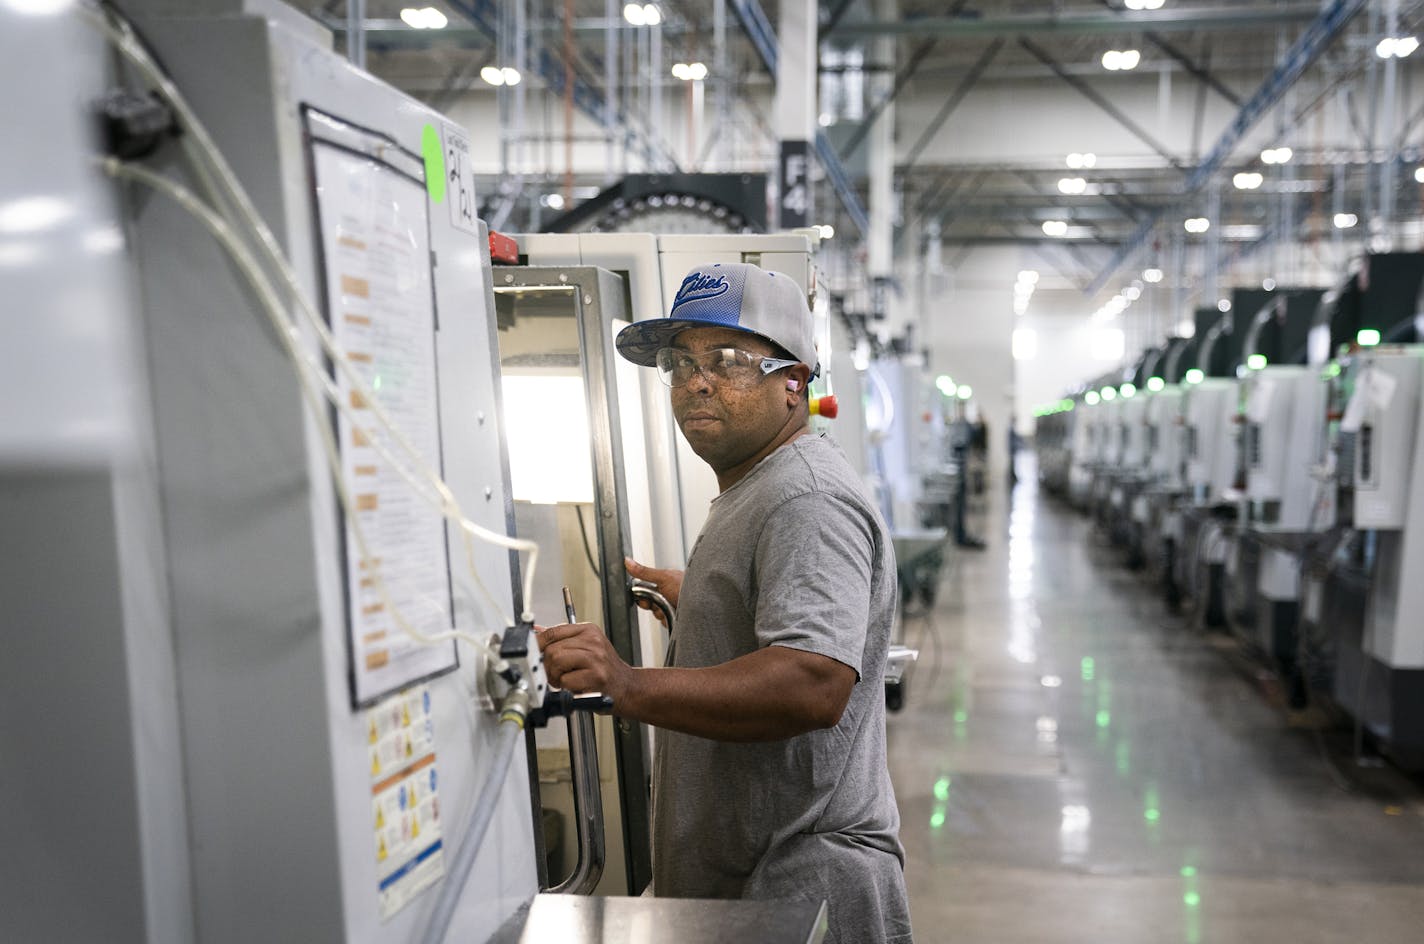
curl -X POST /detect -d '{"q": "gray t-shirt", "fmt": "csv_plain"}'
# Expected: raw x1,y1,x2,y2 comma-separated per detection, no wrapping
651,434,912,944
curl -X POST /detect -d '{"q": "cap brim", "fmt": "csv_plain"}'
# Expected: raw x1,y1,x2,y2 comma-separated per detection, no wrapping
614,318,776,367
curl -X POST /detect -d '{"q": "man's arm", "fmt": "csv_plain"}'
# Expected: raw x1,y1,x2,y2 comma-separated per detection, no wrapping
538,622,855,742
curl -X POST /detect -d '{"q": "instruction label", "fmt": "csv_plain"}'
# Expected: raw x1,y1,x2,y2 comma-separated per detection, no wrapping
308,112,458,707
368,684,444,920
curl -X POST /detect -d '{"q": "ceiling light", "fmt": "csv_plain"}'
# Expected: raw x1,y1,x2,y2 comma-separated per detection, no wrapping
1217,298,1232,312
1125,285,1141,300
1125,0,1166,8
501,67,522,85
1042,219,1069,237
623,2,646,25
541,193,565,210
1233,171,1263,190
1018,269,1040,285
1143,267,1164,283
1416,167,1424,184
1376,36,1419,59
1260,146,1293,165
1102,49,1141,70
642,3,661,25
1084,391,1101,406
1184,217,1210,233
957,385,973,400
818,224,835,240
1066,152,1096,169
1333,212,1358,229
818,112,834,127
480,65,506,86
688,62,707,80
1058,177,1087,195
400,7,447,29
1262,278,1277,290
671,62,689,80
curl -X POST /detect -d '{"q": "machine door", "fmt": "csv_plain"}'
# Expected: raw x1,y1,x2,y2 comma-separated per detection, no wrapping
492,266,654,896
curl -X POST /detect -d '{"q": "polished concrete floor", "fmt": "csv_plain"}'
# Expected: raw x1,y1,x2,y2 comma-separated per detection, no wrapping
887,458,1424,943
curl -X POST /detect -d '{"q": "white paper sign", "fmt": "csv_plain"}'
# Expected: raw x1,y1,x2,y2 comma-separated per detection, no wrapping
442,125,479,236
1340,368,1372,433
311,140,458,706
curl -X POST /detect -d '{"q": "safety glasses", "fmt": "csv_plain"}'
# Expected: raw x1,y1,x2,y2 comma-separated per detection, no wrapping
654,346,800,389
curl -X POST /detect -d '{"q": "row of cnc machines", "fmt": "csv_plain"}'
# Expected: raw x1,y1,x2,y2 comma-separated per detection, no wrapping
1036,252,1424,769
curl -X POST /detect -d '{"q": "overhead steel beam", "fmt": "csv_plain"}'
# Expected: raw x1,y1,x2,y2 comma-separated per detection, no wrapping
728,0,870,234
826,5,1324,38
1019,38,1186,173
1146,33,1242,107
819,0,857,39
1088,0,1366,293
901,38,1004,174
838,38,939,162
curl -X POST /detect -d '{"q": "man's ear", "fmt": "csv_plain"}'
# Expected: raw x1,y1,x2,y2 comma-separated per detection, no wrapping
785,364,813,403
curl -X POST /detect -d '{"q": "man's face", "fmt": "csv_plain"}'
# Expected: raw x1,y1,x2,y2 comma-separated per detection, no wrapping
668,326,798,473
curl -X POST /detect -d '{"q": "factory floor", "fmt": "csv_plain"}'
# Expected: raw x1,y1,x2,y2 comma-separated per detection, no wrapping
887,455,1424,944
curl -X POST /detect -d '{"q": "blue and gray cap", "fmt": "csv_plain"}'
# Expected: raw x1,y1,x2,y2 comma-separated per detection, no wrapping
615,262,820,376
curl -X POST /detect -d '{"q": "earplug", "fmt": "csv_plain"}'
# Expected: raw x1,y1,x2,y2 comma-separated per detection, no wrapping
786,379,800,392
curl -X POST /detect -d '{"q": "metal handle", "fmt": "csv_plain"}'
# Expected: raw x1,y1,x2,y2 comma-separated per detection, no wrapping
629,580,676,639
548,708,605,894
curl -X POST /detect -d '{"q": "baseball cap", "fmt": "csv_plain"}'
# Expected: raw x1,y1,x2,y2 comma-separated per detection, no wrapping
615,262,820,376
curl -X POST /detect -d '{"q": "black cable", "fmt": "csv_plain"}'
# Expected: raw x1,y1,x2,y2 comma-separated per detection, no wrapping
574,503,600,578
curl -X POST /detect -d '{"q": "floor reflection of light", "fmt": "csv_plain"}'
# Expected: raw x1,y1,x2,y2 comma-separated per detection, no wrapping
1040,675,1063,688
1059,804,1091,864
1036,716,1058,743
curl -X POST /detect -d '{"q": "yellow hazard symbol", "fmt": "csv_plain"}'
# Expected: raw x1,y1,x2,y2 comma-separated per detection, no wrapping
402,704,411,727
376,806,385,829
378,835,388,862
371,750,381,777
405,736,413,758
412,815,420,839
368,718,378,744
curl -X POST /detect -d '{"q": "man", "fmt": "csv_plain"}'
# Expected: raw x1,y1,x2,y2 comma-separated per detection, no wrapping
538,262,912,943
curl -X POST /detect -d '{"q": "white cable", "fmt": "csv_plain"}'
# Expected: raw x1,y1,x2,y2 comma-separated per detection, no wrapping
104,158,509,662
86,4,540,623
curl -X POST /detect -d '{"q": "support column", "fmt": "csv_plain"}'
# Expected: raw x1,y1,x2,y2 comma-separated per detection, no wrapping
868,0,897,318
774,0,816,228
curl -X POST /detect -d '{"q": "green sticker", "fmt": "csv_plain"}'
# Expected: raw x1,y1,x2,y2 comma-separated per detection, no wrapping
421,124,446,204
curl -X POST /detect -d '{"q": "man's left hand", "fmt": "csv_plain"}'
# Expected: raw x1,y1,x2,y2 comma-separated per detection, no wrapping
537,622,633,703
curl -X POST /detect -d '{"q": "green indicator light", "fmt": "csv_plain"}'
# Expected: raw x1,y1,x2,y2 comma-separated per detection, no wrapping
1085,391,1101,406
420,124,447,204
1101,387,1117,401
1064,400,1075,411
1326,363,1342,378
1147,376,1165,392
1120,383,1137,398
1095,710,1111,728
1185,368,1205,384
1184,892,1200,907
1247,353,1268,370
953,710,969,724
1081,657,1095,681
930,809,946,830
1358,328,1382,347
935,374,955,396
1180,866,1197,878
934,777,951,801
1145,808,1161,822
957,385,973,400
373,375,383,391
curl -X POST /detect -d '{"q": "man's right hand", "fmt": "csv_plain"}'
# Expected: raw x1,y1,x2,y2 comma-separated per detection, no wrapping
625,557,683,619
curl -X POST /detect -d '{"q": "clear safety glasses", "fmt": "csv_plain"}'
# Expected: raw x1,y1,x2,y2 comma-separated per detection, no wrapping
654,346,800,389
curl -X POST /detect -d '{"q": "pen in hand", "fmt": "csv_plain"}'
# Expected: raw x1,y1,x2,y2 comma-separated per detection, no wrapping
562,586,577,624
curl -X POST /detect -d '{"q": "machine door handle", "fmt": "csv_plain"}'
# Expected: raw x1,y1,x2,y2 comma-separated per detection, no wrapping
547,707,606,895
629,579,676,639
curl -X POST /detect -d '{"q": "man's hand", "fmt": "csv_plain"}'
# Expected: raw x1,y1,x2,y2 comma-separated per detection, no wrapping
537,622,634,704
626,557,684,621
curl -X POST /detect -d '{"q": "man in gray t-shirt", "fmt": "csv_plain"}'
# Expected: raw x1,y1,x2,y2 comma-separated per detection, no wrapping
539,262,912,943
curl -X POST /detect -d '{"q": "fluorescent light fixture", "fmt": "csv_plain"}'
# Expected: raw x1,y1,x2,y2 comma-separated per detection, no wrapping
1333,212,1358,229
1147,377,1166,392
672,62,690,79
1066,152,1096,169
1247,354,1267,370
1377,36,1419,59
688,61,707,80
623,2,646,24
480,65,506,86
1143,267,1164,283
1184,217,1210,233
1261,146,1293,165
1233,172,1263,190
1085,391,1101,406
400,7,447,28
1058,177,1087,195
501,67,522,85
1358,328,1382,346
1185,368,1205,384
1042,219,1069,237
642,3,661,25
1102,49,1141,70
